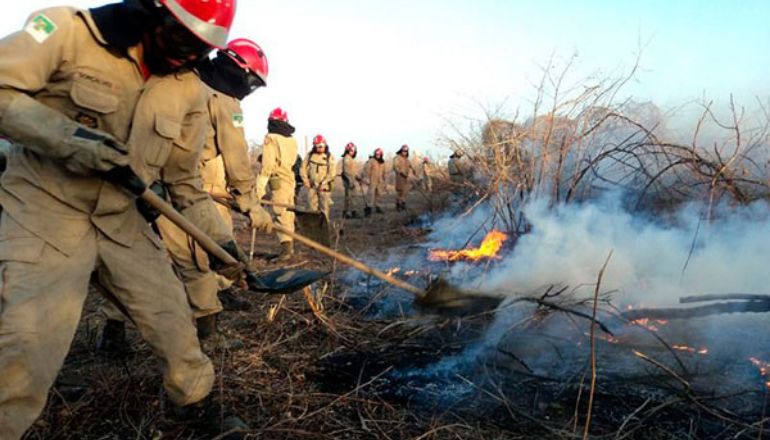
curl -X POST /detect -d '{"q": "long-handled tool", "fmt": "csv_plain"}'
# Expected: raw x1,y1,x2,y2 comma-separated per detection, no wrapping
210,193,332,247
212,193,502,313
139,190,328,295
269,223,503,313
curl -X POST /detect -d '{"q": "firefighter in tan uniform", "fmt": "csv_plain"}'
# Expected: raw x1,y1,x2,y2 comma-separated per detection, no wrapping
448,149,470,185
339,142,360,219
302,134,336,218
358,148,386,217
100,38,271,344
257,107,298,262
420,157,434,192
0,2,268,438
393,144,415,211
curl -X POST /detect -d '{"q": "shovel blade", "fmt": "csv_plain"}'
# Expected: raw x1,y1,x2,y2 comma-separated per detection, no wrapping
415,278,504,316
246,268,329,295
295,212,332,247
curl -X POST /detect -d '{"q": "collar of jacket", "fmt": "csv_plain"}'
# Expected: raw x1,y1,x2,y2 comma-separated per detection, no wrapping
267,119,296,137
86,5,147,65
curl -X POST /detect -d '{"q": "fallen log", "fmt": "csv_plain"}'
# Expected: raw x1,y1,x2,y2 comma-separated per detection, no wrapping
622,300,770,321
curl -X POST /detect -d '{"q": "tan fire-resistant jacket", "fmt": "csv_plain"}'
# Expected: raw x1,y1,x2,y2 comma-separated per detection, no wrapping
0,7,231,254
393,155,414,179
359,157,386,189
339,155,358,188
301,151,336,190
259,133,298,187
200,86,255,204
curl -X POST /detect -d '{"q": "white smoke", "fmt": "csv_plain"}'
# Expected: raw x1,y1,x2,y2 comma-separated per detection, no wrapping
467,195,770,306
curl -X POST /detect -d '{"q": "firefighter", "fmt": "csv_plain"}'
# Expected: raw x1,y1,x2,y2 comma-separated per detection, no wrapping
393,144,415,211
301,134,336,219
0,1,269,438
340,142,360,219
448,149,469,184
358,148,386,217
420,156,434,192
257,107,298,262
99,38,271,347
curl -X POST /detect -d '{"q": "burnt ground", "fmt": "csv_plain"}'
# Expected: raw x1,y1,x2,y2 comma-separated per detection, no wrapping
21,187,770,439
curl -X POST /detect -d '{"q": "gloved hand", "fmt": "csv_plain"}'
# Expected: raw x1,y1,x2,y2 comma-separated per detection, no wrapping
136,181,168,221
255,175,269,200
247,204,273,233
209,240,248,281
66,129,131,175
102,165,147,196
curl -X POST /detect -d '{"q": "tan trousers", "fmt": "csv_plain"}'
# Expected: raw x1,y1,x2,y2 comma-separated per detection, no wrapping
0,214,214,440
343,180,358,213
103,157,232,321
395,175,410,204
422,176,433,192
161,156,233,318
366,183,383,209
270,179,295,243
308,187,332,219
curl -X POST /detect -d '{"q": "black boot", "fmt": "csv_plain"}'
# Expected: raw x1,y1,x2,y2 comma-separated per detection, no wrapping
196,314,218,341
375,206,384,214
219,288,251,312
96,319,130,356
274,241,294,263
364,206,372,217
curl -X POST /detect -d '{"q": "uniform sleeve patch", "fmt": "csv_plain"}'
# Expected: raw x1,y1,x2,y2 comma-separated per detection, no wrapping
232,113,244,128
24,14,58,44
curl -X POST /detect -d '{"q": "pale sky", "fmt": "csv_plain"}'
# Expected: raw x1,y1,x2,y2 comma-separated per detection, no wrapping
1,1,768,157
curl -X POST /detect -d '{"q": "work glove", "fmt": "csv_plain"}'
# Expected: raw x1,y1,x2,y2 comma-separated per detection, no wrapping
136,181,168,221
102,165,147,196
0,93,130,175
247,204,273,233
255,175,269,199
208,240,248,282
66,129,131,175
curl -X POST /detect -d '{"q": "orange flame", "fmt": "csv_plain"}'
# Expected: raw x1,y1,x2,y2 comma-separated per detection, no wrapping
429,231,508,262
630,318,669,332
749,357,770,390
672,344,709,355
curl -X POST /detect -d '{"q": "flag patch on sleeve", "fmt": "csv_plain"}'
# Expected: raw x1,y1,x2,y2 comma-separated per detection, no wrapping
232,113,244,128
25,14,58,44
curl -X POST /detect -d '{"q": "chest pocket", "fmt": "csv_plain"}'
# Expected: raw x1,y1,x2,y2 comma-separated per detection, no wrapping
69,82,119,128
146,114,181,167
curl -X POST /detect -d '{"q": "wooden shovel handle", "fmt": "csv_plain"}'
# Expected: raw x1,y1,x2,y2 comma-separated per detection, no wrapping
140,189,239,266
205,191,422,297
209,192,323,216
271,224,424,297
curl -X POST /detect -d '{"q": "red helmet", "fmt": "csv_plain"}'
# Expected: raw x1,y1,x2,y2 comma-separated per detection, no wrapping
224,38,269,84
400,144,409,152
374,148,384,158
423,157,430,163
268,107,288,122
313,135,327,146
159,0,236,49
345,142,357,153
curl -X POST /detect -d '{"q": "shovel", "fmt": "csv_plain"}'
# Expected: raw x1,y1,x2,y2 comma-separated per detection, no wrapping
210,194,332,247
139,190,328,295
269,223,504,314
